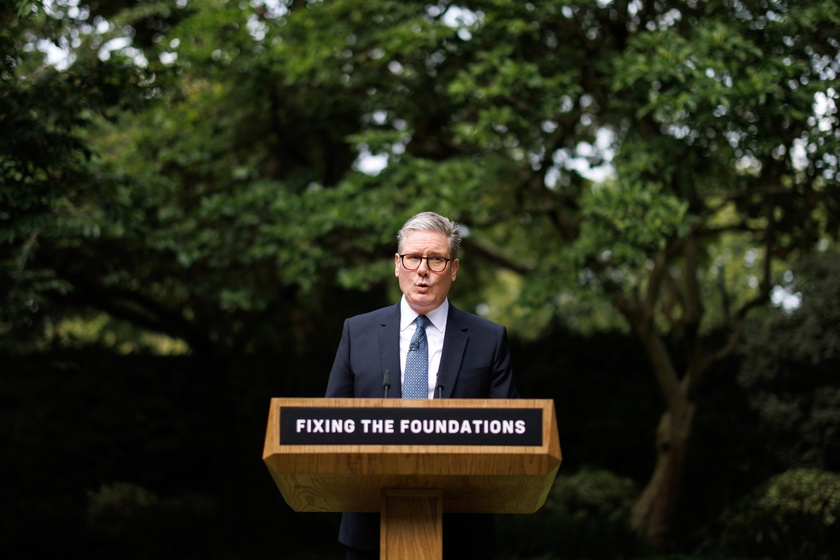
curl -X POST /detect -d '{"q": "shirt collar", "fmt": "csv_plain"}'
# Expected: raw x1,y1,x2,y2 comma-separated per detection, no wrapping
400,296,448,333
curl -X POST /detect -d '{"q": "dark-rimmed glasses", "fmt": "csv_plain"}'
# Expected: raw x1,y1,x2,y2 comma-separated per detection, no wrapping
398,254,452,272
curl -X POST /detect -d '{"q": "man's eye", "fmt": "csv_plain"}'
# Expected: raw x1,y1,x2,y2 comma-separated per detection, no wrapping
429,257,444,264
407,255,422,262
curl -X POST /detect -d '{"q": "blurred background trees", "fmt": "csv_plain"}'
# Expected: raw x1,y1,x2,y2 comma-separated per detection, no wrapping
2,1,838,558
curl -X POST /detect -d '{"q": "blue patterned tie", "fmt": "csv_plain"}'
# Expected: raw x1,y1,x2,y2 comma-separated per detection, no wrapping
403,315,430,399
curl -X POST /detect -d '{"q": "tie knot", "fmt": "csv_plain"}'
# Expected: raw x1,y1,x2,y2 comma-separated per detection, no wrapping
416,315,429,329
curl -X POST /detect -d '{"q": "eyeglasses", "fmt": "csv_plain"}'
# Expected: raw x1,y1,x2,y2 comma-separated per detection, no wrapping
398,254,453,272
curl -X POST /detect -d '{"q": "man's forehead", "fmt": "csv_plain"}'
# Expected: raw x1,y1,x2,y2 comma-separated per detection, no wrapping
402,230,449,248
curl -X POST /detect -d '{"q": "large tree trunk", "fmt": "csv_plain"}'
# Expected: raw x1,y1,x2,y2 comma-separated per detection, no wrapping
618,237,734,550
630,396,697,551
618,301,697,550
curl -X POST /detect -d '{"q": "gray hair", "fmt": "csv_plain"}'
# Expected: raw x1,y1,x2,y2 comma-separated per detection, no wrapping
397,211,462,259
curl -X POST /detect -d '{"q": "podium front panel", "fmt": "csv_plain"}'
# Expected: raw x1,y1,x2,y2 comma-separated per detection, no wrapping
263,398,562,514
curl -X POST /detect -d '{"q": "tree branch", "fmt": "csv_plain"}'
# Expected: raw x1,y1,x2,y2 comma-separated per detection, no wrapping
55,274,214,355
462,237,534,275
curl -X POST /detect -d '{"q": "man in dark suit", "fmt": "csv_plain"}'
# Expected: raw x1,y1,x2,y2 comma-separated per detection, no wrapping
325,211,519,560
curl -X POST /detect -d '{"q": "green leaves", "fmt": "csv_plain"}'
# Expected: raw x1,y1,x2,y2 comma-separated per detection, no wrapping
718,468,840,559
4,0,838,356
577,181,690,264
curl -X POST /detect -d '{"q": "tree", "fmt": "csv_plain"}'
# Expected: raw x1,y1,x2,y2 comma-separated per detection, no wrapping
1,0,151,350
5,0,839,550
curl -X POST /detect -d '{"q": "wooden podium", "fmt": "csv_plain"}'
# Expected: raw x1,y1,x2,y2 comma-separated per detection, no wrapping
263,398,561,560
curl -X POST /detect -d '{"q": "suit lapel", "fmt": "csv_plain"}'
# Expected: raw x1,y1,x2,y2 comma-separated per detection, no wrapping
379,304,402,398
437,305,468,398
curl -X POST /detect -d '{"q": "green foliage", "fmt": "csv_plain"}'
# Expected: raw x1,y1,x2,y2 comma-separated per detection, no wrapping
546,468,639,523
5,0,838,356
739,250,840,470
498,468,645,559
1,2,152,349
575,181,691,275
713,469,840,560
86,482,217,541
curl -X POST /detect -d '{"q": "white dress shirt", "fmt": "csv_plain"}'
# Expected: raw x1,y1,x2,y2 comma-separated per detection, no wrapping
399,296,448,398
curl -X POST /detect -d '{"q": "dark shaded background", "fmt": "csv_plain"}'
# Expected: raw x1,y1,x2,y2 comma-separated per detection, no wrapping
3,325,776,559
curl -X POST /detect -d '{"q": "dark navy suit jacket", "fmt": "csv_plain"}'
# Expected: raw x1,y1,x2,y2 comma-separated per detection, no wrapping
325,302,519,555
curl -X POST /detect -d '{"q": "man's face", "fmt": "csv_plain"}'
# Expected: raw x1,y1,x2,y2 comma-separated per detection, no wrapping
395,230,459,315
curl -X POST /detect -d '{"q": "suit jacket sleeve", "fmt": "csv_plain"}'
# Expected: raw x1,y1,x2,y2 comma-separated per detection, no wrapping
488,325,519,398
324,318,355,398
444,320,518,399
324,306,400,398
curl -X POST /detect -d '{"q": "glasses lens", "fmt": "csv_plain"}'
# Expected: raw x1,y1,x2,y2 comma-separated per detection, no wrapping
401,255,449,271
402,255,421,270
428,257,447,272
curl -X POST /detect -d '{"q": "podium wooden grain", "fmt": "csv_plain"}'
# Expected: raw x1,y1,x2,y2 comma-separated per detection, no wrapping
380,489,442,560
263,398,561,560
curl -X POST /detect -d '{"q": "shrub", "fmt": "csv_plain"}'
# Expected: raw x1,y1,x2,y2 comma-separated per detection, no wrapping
713,468,840,559
85,481,218,556
497,468,644,559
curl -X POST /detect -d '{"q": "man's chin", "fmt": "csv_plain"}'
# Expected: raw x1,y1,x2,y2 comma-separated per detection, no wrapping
407,296,438,313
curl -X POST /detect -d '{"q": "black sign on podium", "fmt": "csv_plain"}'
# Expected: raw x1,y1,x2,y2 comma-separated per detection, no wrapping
280,406,543,446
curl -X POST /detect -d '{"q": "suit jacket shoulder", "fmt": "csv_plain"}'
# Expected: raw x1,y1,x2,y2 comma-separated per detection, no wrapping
438,304,518,399
325,304,400,398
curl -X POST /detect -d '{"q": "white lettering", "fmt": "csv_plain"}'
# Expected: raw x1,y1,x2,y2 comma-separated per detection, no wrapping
292,414,530,438
295,418,358,433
